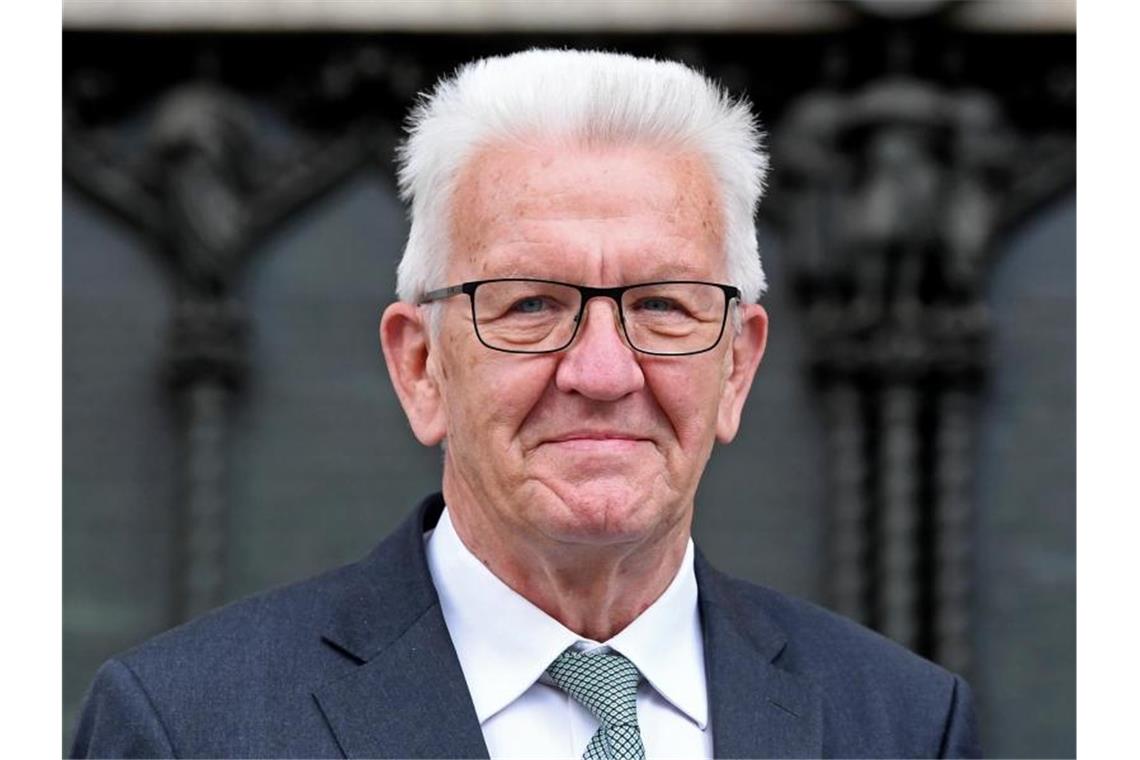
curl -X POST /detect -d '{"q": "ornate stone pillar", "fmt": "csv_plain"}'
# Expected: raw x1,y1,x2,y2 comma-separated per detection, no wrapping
63,48,414,622
769,47,1069,672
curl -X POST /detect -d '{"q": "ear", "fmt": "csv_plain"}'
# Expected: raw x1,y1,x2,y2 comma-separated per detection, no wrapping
379,301,448,446
715,303,768,444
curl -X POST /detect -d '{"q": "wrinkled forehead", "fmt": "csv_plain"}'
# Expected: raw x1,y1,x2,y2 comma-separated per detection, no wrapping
446,139,726,282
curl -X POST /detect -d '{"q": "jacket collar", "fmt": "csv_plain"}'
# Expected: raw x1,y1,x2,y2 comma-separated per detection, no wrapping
313,494,822,759
696,548,824,758
313,493,490,759
317,493,447,663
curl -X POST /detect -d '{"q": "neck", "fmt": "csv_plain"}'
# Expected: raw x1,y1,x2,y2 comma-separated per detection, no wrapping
442,478,691,642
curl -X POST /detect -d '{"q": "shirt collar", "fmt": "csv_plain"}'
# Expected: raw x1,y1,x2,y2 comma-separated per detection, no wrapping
606,538,708,729
425,506,708,729
426,507,580,723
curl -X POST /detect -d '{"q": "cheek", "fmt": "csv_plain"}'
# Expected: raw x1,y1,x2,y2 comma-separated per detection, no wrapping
645,362,725,449
444,350,558,441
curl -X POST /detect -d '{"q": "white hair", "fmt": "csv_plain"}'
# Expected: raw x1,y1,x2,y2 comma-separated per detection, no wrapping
394,48,769,305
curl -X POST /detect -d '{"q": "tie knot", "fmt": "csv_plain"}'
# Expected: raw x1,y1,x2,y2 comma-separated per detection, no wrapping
546,648,642,727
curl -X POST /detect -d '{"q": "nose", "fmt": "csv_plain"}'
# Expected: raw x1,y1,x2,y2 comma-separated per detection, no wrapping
554,298,645,401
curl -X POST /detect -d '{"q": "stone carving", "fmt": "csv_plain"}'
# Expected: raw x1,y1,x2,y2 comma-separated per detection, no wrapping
771,52,1072,672
63,51,411,620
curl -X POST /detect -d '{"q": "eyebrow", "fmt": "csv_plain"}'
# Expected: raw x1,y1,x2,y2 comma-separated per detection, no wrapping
629,263,714,281
481,260,715,284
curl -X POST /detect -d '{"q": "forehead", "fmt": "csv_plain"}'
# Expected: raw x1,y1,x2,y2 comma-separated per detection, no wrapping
448,139,725,283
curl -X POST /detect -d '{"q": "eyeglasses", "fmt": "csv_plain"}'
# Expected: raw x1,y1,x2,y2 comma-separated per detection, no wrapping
418,278,741,356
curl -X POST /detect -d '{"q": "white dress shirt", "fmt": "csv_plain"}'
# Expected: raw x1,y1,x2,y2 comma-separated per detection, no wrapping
425,506,713,759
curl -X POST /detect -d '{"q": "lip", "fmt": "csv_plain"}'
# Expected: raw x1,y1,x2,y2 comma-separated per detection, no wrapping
544,430,648,443
540,431,650,452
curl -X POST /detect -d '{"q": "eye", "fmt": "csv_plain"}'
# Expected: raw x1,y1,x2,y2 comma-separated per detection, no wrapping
635,297,680,313
510,297,550,314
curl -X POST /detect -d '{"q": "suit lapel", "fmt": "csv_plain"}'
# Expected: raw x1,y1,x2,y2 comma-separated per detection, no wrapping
313,608,488,758
309,495,822,758
312,494,489,759
696,551,823,759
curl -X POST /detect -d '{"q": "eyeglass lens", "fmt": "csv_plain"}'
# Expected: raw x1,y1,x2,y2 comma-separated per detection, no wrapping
472,280,728,354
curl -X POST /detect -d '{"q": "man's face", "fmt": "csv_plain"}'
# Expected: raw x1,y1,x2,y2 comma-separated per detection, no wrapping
393,140,766,552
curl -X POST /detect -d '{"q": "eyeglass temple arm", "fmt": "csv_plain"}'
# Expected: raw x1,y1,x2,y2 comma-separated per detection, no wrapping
418,284,467,304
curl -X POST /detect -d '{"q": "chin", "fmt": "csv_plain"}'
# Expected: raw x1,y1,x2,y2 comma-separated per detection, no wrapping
531,477,663,546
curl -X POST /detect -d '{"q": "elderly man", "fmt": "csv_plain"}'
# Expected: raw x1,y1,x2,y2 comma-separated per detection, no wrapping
72,50,979,759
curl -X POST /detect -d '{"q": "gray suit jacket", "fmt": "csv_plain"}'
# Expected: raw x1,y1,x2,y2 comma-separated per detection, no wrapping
71,493,980,758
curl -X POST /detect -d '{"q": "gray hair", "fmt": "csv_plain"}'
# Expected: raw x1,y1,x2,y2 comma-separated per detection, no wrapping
395,48,769,305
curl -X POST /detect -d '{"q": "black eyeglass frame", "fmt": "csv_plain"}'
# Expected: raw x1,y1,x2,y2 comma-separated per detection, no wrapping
417,277,742,356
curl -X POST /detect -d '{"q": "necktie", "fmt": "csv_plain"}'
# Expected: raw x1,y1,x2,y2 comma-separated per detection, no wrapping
546,648,647,760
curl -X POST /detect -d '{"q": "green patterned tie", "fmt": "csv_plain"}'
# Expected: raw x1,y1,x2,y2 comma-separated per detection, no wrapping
546,648,647,760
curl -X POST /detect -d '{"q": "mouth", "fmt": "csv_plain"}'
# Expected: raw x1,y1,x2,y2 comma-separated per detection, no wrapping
541,431,650,452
